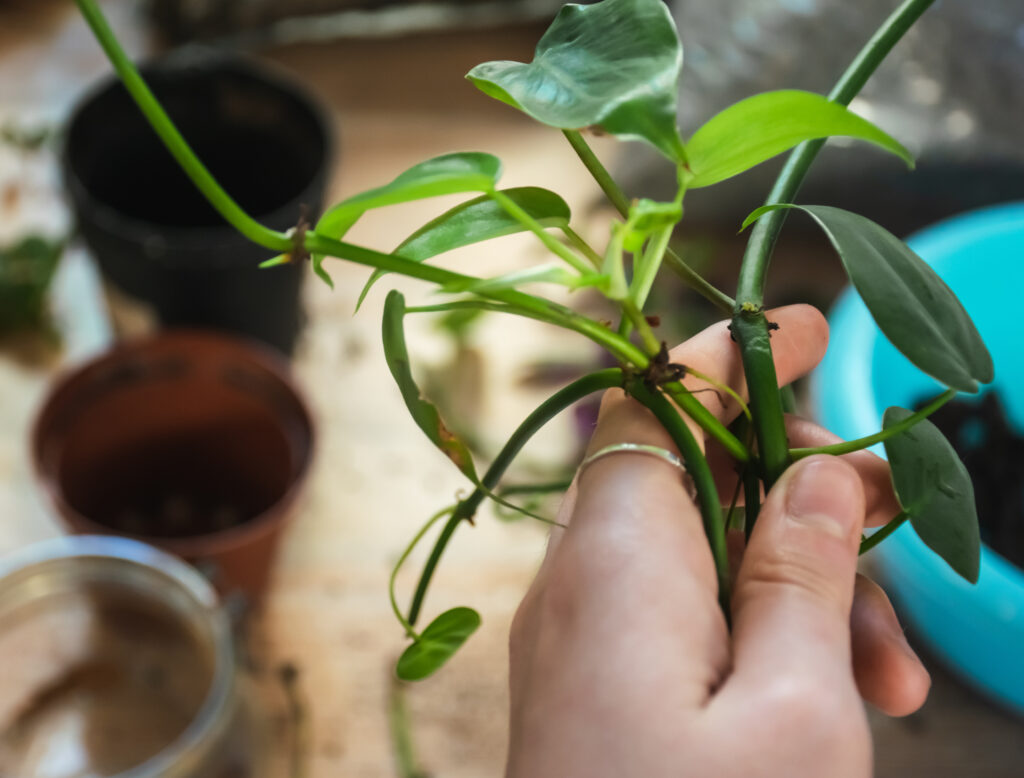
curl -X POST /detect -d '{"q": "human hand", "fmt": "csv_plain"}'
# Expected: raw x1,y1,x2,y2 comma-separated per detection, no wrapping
506,305,931,778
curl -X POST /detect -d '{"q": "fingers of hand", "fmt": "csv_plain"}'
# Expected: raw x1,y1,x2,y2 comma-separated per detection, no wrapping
786,415,901,528
667,304,829,426
851,574,930,716
568,379,721,591
728,456,866,687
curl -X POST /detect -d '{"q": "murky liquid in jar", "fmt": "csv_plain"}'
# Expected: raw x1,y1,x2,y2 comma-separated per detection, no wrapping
0,584,214,777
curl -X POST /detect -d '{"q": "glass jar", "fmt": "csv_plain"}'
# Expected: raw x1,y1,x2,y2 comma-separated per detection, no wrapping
0,536,260,778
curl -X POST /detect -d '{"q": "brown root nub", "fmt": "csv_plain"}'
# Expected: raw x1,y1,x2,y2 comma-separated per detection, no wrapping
290,208,312,264
641,342,687,389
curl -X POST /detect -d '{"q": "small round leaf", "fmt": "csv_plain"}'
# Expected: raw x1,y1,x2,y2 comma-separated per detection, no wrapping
396,607,482,681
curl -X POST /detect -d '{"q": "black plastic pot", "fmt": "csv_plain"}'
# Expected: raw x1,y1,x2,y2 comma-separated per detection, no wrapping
63,49,332,355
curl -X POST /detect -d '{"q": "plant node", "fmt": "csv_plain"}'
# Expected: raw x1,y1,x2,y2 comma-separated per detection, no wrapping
287,209,311,264
641,342,687,391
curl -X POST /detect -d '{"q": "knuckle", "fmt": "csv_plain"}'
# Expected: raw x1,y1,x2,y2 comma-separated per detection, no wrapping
736,547,847,612
757,675,850,744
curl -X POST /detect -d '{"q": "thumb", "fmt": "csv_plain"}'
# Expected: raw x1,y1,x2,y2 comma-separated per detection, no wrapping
728,455,865,687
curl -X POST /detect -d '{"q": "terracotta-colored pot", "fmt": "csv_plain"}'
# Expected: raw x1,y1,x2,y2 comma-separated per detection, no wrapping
31,331,314,600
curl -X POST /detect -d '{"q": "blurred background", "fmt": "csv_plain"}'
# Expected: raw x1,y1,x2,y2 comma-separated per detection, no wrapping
0,0,1022,775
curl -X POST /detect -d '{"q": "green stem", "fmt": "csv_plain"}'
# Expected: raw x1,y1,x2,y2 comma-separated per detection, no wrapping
743,466,762,541
561,130,734,313
562,226,604,268
75,0,651,371
562,129,631,215
627,379,730,614
491,189,592,274
860,511,910,554
724,468,746,532
306,233,649,367
389,680,428,778
622,299,661,355
733,0,937,491
662,381,750,463
499,480,574,497
780,384,797,414
75,0,291,252
390,506,454,638
791,389,955,460
407,368,623,625
630,225,673,309
685,365,751,422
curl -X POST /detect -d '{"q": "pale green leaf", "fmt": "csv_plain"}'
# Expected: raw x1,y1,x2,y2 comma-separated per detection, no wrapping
311,152,502,285
356,187,570,311
686,90,913,188
382,291,479,481
396,607,481,681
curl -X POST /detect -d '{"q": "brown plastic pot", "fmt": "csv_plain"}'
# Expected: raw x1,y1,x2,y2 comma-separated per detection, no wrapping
31,331,314,601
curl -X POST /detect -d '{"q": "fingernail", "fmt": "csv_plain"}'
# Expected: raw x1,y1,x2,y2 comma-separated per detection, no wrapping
785,457,860,541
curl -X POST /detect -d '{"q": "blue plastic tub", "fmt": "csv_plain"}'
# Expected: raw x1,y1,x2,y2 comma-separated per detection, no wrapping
813,201,1024,713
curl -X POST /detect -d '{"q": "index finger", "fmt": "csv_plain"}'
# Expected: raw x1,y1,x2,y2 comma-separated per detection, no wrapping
593,304,829,458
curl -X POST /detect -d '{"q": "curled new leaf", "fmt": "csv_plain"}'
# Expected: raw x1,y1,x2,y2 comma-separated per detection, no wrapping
356,187,571,311
382,290,479,481
883,408,981,583
685,90,913,188
743,204,993,392
621,197,681,253
467,0,685,163
396,607,482,681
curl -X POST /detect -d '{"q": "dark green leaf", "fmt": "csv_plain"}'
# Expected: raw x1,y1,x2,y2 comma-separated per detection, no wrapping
466,0,685,162
883,407,980,583
382,291,479,481
743,204,992,392
312,153,503,285
396,607,481,681
356,187,570,311
685,91,913,189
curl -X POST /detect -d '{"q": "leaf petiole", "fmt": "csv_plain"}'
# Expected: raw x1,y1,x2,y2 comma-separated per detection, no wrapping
490,189,592,274
390,506,456,639
790,389,956,459
561,129,734,313
859,511,910,554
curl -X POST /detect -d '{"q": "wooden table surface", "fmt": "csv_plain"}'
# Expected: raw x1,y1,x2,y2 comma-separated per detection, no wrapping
1,2,1022,776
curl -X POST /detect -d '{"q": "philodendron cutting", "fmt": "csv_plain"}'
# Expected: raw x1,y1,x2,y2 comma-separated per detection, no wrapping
75,0,987,681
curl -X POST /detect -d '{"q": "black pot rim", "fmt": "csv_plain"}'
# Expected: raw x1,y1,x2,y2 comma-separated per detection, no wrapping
62,47,335,260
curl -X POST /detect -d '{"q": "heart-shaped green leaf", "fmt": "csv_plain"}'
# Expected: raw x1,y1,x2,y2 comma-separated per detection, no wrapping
467,0,685,163
743,204,992,392
396,607,482,681
685,91,913,189
356,187,570,311
382,291,479,481
883,407,980,583
312,153,502,285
